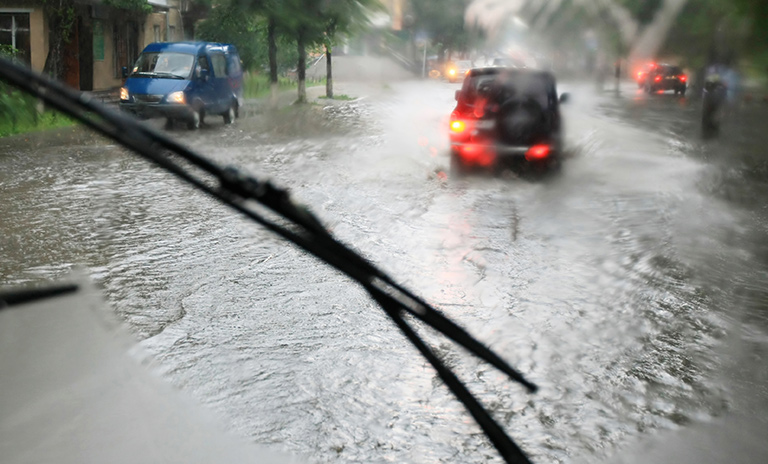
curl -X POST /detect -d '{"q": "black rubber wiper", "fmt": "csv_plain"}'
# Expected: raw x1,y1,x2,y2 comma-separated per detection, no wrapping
0,284,79,309
0,57,537,464
152,72,186,79
130,71,185,79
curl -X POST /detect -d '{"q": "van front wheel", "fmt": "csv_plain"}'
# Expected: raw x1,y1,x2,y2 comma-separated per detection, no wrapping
223,103,236,124
187,109,201,130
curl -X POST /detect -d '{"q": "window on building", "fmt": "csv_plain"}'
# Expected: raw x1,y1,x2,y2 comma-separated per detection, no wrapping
93,20,104,61
0,12,31,65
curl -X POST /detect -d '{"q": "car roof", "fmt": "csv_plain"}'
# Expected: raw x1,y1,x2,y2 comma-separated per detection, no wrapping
467,66,556,83
141,41,237,56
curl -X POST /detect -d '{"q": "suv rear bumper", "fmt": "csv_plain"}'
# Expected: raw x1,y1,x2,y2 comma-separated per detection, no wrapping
450,141,560,166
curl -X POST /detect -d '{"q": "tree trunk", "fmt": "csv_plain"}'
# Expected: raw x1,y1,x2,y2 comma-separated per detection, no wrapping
42,13,66,80
296,29,306,104
42,0,77,81
267,16,278,107
325,43,333,99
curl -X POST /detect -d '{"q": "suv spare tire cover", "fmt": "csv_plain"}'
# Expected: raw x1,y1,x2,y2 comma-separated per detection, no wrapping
496,97,547,145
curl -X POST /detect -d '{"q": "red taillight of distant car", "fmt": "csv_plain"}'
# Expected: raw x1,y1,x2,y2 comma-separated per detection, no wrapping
450,119,466,133
525,144,550,161
679,75,687,82
654,75,662,82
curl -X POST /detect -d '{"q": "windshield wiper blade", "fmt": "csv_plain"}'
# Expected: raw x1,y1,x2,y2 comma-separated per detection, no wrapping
131,71,185,79
0,57,537,464
153,72,186,79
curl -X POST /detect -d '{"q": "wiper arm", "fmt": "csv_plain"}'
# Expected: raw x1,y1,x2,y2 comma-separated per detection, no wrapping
130,71,185,79
0,57,537,464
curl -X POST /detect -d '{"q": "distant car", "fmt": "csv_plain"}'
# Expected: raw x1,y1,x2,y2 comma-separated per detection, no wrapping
643,64,687,95
119,41,244,130
448,67,568,174
445,60,473,83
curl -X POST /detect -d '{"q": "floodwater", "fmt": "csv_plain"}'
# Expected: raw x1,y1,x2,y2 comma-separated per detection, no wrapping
1,77,767,463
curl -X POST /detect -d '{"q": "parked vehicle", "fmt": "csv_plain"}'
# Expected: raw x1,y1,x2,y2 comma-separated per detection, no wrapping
119,42,244,130
449,67,568,175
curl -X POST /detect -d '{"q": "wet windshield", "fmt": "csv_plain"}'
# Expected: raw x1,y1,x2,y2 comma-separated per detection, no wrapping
2,0,768,463
131,52,194,79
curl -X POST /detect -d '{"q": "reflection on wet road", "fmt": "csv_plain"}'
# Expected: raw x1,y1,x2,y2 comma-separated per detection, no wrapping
1,78,767,463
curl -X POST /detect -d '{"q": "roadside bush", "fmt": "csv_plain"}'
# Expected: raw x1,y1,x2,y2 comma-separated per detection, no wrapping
0,45,74,137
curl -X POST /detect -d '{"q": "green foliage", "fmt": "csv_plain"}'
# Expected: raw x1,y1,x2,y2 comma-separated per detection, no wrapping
103,0,152,14
42,0,76,43
0,46,75,137
655,0,767,71
409,0,475,59
196,4,261,70
196,3,300,73
616,0,663,26
242,72,324,99
318,94,354,101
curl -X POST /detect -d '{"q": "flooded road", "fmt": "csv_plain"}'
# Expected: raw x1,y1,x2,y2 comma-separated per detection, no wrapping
1,78,767,463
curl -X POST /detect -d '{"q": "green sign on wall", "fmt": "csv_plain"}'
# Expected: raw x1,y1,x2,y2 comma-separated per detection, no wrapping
93,20,104,61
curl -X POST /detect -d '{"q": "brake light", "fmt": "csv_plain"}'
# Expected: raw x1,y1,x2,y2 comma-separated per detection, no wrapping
679,75,687,82
654,75,662,82
450,120,466,133
637,72,643,78
525,144,550,161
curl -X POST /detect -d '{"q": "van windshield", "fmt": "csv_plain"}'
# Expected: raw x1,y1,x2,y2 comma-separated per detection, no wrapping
131,52,195,79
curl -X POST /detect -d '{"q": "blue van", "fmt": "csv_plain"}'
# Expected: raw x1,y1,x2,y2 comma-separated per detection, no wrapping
119,42,244,130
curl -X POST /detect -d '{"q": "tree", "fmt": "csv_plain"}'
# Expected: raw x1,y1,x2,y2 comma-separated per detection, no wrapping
195,3,261,70
41,0,76,81
263,0,324,104
409,0,475,63
317,0,380,98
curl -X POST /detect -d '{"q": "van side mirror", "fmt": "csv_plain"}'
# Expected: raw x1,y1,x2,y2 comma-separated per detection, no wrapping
122,66,129,78
559,92,570,104
455,90,460,101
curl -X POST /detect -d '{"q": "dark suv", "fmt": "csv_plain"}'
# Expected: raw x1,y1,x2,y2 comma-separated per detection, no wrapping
449,67,567,174
643,64,687,95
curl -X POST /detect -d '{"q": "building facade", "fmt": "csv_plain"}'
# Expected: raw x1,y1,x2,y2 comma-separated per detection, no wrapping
0,0,186,92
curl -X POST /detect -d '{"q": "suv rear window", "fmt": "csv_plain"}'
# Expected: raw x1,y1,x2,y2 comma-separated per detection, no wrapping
666,66,683,75
462,72,553,108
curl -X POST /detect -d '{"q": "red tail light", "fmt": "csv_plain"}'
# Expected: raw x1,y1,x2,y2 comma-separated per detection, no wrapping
450,120,466,133
525,144,550,161
679,75,687,82
637,72,643,78
654,75,662,82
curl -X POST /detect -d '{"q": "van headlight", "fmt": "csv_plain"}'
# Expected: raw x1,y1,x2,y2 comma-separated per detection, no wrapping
167,91,185,104
120,87,129,101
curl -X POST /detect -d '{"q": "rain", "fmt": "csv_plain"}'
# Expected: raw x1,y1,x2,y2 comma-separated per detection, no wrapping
1,0,768,463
